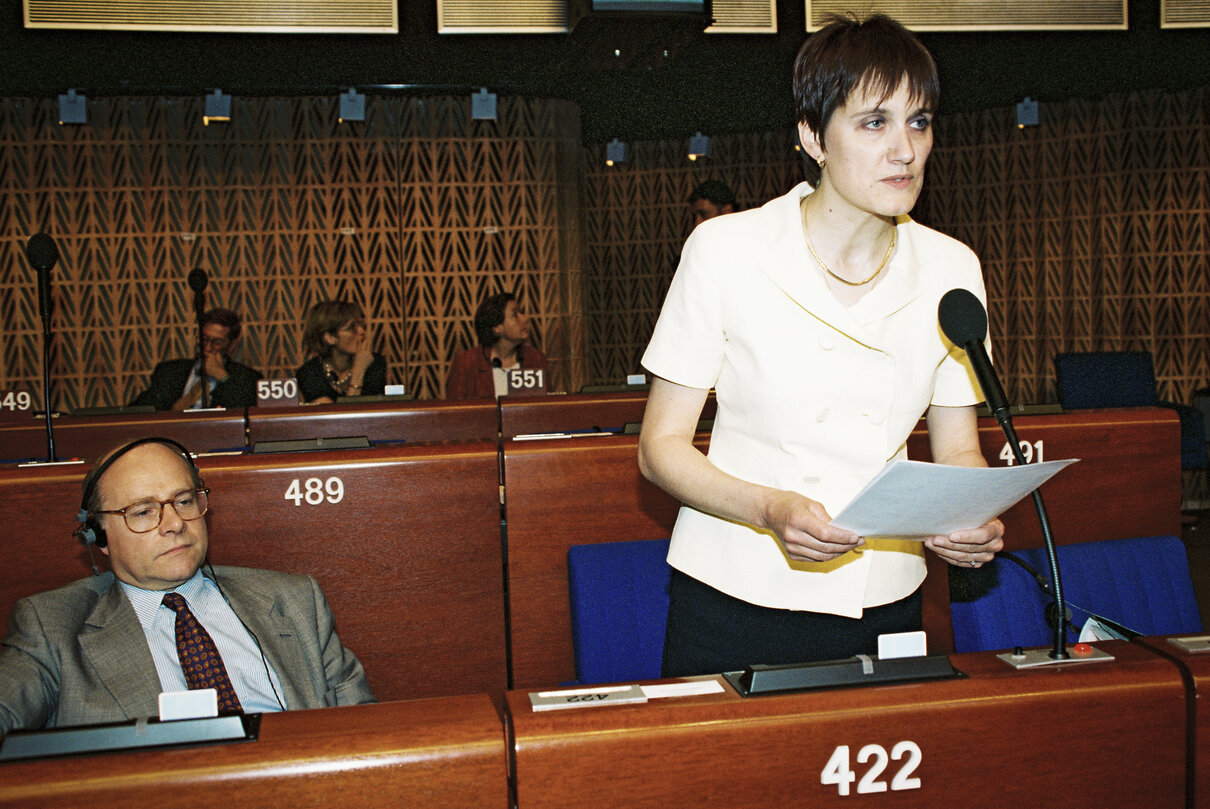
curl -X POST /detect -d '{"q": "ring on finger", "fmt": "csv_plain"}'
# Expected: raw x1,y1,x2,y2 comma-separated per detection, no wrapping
968,559,978,567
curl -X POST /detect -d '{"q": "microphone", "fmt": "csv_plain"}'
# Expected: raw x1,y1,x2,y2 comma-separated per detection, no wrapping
25,233,60,461
492,358,502,368
187,269,209,407
26,233,59,272
25,233,59,322
187,268,208,293
938,288,1010,425
938,289,1068,661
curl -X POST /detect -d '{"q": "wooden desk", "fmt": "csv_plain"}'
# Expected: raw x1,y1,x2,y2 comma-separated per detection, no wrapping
500,391,717,438
502,409,1180,687
0,410,248,464
0,443,508,703
502,434,698,689
907,407,1181,549
508,643,1186,809
1138,634,1210,808
0,696,508,808
246,399,498,445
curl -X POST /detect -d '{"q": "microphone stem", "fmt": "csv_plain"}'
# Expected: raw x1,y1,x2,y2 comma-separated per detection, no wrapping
194,290,208,409
40,300,57,462
999,417,1068,660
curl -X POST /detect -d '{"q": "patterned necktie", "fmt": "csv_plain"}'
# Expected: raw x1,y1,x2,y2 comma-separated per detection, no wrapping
161,592,244,714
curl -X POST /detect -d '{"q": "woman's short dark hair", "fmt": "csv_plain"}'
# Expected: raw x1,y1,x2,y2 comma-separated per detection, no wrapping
474,292,515,347
302,300,363,356
793,13,939,186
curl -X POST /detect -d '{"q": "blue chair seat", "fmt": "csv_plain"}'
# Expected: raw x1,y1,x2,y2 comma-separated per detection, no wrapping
951,535,1202,653
567,538,672,685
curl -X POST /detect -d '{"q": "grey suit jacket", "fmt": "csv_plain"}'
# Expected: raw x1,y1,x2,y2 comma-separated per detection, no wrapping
0,566,375,734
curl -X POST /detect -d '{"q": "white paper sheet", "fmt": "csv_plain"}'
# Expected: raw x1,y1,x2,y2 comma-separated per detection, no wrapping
830,458,1078,538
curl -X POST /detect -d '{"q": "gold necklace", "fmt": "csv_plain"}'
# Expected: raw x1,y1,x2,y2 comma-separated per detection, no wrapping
801,204,897,287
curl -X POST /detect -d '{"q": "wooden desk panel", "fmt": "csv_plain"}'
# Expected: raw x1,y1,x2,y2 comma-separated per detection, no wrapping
503,409,1179,686
0,444,508,703
503,435,693,689
0,696,508,809
908,407,1181,549
508,643,1185,809
0,410,248,464
246,400,498,445
197,444,507,701
1138,635,1207,808
0,461,96,631
500,391,717,438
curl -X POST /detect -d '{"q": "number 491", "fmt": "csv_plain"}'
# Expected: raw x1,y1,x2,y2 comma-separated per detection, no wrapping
820,741,922,796
999,439,1043,465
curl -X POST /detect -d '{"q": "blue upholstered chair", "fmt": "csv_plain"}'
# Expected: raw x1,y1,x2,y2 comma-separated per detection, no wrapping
1055,351,1208,471
950,535,1202,653
567,538,672,685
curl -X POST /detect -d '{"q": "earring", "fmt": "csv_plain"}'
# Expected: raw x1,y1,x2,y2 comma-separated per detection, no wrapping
816,155,826,170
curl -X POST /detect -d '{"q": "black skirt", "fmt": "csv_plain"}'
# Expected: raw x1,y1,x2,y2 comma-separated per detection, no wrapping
661,568,924,677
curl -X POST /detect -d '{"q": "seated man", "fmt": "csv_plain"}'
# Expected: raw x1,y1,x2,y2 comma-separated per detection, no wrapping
130,308,263,410
0,437,375,735
687,179,737,227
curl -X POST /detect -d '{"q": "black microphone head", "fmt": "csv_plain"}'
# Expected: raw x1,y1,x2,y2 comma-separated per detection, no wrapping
187,268,209,292
25,233,59,273
938,288,988,346
491,358,503,368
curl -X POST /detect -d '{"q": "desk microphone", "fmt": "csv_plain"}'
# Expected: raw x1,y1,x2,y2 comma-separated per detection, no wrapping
187,269,210,407
938,289,1068,661
25,233,60,461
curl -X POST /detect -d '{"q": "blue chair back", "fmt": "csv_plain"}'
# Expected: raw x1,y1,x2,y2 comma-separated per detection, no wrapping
1055,351,1159,410
951,535,1202,653
567,538,672,685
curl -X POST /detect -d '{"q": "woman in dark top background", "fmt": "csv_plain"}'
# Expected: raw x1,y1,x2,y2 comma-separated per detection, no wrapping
446,291,549,399
296,300,386,404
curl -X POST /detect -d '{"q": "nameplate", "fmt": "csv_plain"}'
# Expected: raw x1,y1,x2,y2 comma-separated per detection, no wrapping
507,368,548,397
257,378,300,408
529,684,647,711
0,389,35,422
0,714,260,762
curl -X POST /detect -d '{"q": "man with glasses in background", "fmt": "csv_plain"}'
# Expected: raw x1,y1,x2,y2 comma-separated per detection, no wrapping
130,308,263,410
0,438,374,735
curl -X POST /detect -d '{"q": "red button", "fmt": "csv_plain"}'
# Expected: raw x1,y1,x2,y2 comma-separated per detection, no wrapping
1072,643,1093,657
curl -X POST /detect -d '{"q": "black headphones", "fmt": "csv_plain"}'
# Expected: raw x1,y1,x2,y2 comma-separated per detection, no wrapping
74,437,203,549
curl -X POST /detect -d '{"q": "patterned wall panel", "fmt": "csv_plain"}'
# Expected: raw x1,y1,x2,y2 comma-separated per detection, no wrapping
0,93,583,409
581,134,803,386
2,84,1205,414
582,87,1209,409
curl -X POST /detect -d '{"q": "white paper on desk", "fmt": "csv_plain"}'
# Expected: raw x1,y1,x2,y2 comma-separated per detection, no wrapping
830,458,1078,538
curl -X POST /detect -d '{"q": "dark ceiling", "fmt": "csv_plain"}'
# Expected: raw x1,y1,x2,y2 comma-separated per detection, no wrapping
1,0,1206,143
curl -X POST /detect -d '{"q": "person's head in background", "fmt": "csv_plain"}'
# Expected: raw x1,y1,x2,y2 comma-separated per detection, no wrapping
200,307,241,361
688,180,737,227
474,292,532,360
303,300,368,363
793,13,939,195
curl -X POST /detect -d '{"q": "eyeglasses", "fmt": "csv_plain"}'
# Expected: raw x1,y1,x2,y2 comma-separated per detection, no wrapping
337,319,366,333
95,488,210,533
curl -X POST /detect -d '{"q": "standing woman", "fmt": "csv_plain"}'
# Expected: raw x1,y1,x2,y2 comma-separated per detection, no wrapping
446,291,549,399
638,13,1004,677
296,300,387,404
